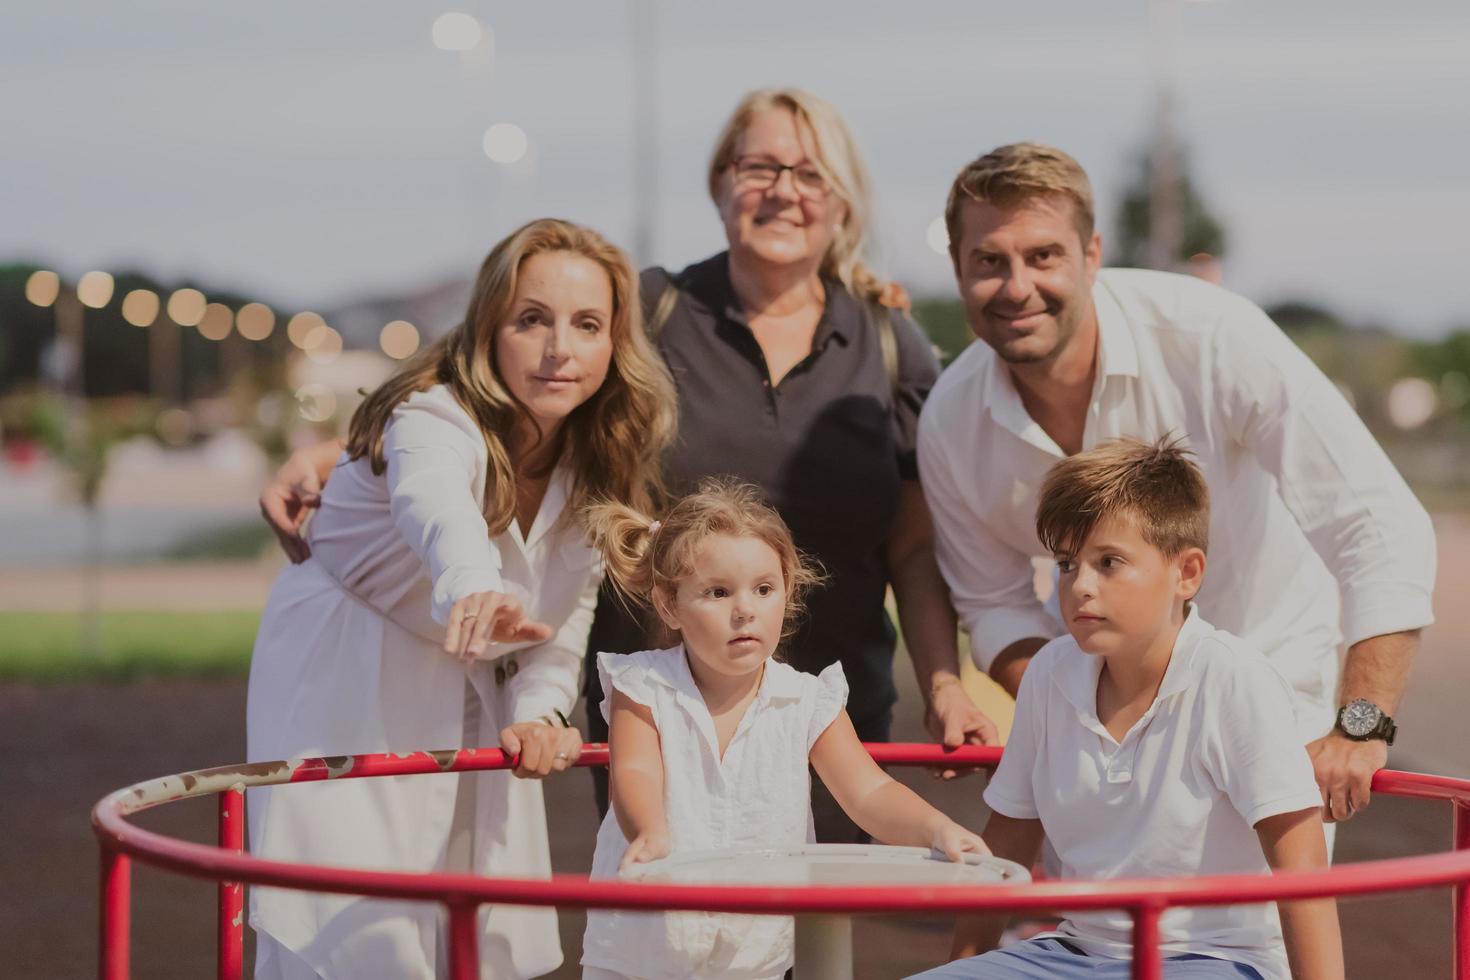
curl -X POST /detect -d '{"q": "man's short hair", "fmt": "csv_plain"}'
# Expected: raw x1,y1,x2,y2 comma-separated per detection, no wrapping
1035,437,1209,559
944,142,1095,266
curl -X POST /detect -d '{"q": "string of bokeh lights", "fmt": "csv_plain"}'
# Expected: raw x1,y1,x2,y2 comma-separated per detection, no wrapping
23,268,424,428
18,14,539,431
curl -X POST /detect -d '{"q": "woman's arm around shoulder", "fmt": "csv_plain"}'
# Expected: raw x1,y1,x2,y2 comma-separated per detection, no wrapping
258,437,345,563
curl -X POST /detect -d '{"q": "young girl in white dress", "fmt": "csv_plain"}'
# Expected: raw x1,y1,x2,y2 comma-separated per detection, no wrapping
245,218,676,980
579,480,988,980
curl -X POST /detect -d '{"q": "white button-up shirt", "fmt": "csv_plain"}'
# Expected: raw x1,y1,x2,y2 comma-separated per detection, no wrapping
985,609,1324,980
919,269,1436,730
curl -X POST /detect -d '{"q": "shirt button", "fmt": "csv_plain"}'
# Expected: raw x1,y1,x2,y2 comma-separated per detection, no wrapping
506,658,519,678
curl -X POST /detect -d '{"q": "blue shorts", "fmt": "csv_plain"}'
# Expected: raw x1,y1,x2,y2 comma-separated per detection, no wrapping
906,938,1265,979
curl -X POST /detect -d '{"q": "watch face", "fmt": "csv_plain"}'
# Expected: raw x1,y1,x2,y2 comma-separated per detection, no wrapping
1342,699,1382,737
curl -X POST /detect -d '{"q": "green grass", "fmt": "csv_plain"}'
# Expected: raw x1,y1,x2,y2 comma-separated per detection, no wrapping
0,611,260,682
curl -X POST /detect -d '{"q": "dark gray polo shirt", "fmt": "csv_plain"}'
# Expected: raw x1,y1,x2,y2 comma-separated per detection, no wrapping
586,251,941,735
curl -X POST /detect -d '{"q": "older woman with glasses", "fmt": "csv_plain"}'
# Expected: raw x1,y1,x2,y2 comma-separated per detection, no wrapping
581,88,997,842
260,88,998,844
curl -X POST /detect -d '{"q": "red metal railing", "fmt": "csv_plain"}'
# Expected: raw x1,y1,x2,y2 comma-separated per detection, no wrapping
92,744,1470,979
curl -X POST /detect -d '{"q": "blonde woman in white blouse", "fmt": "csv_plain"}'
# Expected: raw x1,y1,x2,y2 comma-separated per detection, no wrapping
246,219,676,980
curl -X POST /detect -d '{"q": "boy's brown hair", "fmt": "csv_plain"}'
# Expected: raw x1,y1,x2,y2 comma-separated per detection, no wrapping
1035,437,1209,559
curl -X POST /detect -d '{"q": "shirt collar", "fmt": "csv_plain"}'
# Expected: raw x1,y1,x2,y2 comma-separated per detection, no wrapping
505,462,573,555
657,645,805,711
980,276,1138,449
1051,604,1211,719
1092,277,1139,380
711,251,850,346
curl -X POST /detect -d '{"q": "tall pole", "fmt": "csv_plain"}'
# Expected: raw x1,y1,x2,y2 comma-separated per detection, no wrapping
1147,0,1183,272
630,0,659,267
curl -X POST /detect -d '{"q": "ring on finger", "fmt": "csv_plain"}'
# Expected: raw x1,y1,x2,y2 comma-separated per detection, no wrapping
555,751,569,761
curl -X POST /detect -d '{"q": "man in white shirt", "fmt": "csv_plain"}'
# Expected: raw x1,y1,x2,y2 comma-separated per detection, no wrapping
918,142,1436,823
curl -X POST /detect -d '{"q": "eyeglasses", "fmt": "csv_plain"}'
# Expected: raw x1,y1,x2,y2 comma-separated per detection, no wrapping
729,155,831,199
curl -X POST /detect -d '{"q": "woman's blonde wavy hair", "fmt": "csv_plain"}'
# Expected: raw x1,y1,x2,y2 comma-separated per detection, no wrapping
585,478,823,644
344,218,677,534
707,88,892,305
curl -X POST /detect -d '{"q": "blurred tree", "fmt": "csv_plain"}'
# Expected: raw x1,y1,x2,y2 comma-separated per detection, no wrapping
24,392,158,657
0,263,288,401
1265,301,1347,336
1410,328,1470,423
911,297,973,365
1112,149,1228,269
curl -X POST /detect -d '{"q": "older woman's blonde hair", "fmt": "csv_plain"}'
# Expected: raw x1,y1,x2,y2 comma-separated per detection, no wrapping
345,218,677,534
707,88,891,305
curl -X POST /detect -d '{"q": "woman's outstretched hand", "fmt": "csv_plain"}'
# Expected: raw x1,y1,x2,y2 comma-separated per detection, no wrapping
500,722,582,779
931,821,991,863
444,591,554,661
619,828,672,871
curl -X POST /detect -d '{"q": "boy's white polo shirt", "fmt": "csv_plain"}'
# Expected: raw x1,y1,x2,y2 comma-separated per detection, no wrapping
984,609,1323,980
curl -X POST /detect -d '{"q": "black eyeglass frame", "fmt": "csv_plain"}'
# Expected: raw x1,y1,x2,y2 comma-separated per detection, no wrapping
727,155,832,199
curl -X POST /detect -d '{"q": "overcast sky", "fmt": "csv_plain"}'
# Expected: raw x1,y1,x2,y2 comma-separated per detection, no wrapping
3,1,1467,336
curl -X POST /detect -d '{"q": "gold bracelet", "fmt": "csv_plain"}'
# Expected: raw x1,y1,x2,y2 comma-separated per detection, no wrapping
929,676,964,699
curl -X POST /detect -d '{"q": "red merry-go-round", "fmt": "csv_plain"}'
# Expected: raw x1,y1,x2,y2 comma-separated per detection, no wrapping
93,743,1470,980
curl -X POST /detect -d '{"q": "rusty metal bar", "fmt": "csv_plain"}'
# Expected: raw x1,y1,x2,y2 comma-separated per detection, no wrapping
218,785,245,980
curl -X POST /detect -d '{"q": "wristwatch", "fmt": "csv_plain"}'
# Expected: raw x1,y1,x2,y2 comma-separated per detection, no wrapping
1334,698,1397,745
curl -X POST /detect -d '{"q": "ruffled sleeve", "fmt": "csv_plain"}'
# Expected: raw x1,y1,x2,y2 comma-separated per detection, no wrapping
596,650,660,724
806,661,850,750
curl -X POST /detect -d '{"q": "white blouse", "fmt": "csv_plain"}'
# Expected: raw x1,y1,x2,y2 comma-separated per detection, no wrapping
246,384,602,979
581,647,848,980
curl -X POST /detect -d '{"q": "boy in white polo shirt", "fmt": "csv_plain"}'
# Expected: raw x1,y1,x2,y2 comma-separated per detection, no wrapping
912,438,1341,980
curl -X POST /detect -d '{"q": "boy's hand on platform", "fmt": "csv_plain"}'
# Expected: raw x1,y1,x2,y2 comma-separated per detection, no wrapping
1307,732,1388,823
500,722,582,779
931,821,990,863
924,680,999,780
619,829,672,871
